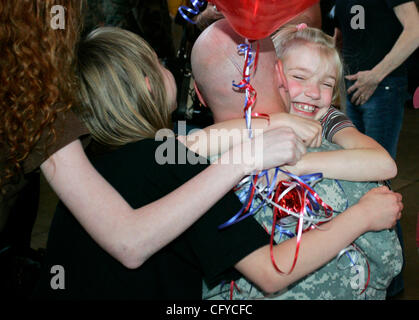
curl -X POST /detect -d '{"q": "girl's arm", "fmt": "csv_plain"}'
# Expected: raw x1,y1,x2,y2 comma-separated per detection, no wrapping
284,127,397,181
41,128,304,269
236,186,402,293
185,112,395,181
181,112,322,158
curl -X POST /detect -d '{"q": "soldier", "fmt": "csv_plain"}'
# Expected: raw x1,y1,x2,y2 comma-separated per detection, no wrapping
190,19,403,300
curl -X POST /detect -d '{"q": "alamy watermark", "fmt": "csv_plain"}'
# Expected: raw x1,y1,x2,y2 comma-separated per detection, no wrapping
50,265,65,290
155,121,264,167
50,5,65,30
350,265,366,291
350,5,365,30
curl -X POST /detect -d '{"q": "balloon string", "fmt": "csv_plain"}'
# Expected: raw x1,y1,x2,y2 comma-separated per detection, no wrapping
232,41,261,138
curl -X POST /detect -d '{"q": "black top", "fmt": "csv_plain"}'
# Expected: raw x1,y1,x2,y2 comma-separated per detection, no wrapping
335,0,410,77
33,139,270,300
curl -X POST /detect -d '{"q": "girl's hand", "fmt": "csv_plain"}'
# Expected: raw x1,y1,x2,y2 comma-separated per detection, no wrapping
269,113,322,148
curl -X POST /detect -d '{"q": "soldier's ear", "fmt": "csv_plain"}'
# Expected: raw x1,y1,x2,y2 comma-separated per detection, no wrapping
194,81,208,107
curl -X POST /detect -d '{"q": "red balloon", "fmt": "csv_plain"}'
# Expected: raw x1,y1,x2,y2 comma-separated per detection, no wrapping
209,0,319,40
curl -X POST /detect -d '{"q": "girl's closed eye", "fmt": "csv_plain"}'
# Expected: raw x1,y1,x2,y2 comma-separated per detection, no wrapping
292,74,306,80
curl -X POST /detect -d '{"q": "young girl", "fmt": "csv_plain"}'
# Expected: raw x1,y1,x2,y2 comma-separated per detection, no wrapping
189,23,397,183
271,23,397,182
33,27,401,300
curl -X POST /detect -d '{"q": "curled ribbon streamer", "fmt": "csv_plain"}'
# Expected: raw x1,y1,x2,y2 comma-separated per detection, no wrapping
278,169,334,218
218,40,272,229
250,112,270,125
178,0,206,24
268,173,307,274
218,280,253,300
232,41,260,139
221,169,334,229
256,171,334,225
334,179,349,212
219,166,282,230
336,243,371,295
233,41,265,219
218,175,267,229
225,169,335,275
264,171,333,274
274,223,296,240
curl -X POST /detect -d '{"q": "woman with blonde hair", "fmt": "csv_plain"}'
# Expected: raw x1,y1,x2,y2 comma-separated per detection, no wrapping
32,26,304,299
0,0,299,285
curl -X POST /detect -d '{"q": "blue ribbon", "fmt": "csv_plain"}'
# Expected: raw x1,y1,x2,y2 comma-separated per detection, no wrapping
218,174,267,229
178,0,207,24
275,224,296,240
333,179,349,213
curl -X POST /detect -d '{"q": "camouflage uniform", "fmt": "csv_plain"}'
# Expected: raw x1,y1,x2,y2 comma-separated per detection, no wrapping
204,140,402,300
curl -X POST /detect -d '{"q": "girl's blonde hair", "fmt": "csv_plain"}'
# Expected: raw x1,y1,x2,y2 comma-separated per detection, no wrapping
75,27,172,147
272,25,345,108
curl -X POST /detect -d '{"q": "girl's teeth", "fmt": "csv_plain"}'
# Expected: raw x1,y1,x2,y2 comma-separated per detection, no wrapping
294,103,315,112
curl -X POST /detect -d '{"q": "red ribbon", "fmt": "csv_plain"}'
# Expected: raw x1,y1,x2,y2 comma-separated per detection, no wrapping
268,179,333,275
250,112,270,125
229,280,241,300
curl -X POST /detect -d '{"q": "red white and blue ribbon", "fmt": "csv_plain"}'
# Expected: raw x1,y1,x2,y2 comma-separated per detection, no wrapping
336,243,371,295
231,40,265,139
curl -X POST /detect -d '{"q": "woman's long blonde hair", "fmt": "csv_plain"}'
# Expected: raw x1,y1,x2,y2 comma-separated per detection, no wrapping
272,25,345,108
75,27,172,147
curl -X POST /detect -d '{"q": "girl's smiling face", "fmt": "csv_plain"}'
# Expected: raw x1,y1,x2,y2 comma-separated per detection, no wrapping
282,43,337,120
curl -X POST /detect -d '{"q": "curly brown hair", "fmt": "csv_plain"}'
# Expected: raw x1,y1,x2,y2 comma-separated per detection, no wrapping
0,0,84,188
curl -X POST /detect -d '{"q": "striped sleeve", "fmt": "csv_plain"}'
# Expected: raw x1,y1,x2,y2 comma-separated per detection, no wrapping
320,106,355,143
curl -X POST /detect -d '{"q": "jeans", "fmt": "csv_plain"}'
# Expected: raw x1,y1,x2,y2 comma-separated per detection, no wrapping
346,75,408,297
345,76,408,159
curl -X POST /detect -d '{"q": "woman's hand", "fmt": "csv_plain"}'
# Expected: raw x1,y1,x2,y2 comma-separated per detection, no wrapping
238,127,306,175
355,186,403,232
346,70,380,106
